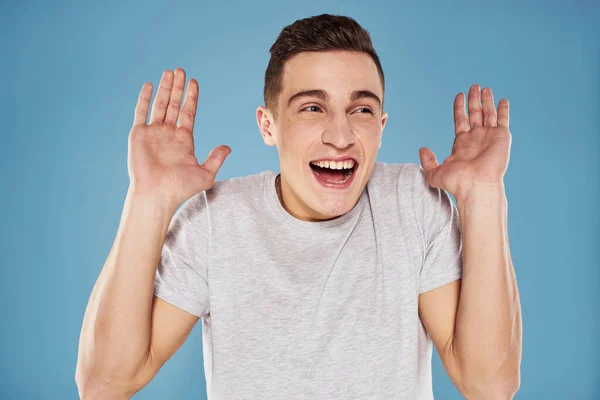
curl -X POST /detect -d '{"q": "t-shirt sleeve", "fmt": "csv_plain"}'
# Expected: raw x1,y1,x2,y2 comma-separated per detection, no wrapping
153,191,210,318
411,164,463,294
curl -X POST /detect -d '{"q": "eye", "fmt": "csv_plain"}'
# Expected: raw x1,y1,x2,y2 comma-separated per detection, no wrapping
300,105,322,113
299,105,373,114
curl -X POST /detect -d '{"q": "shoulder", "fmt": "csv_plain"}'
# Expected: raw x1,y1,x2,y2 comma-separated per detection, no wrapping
169,171,272,234
204,170,274,210
368,162,448,226
368,161,425,194
175,170,272,217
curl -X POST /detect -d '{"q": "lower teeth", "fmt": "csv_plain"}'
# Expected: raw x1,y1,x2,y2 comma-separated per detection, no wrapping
314,169,353,184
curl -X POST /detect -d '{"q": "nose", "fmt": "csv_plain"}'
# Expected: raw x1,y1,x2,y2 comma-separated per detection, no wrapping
321,115,355,150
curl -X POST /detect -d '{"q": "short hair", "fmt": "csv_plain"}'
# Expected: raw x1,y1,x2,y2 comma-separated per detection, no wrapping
263,14,385,121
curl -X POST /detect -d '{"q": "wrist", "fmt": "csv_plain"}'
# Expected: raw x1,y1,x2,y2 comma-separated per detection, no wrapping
125,188,180,217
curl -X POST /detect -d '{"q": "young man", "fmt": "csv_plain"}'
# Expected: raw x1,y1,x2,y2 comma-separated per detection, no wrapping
76,14,521,400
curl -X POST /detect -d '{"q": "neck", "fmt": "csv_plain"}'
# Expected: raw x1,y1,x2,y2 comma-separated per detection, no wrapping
275,173,345,222
275,174,283,204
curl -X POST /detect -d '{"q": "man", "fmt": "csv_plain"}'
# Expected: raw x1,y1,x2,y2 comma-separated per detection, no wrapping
76,14,522,400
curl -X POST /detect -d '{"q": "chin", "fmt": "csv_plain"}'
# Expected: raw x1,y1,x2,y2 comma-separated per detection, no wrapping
311,198,355,219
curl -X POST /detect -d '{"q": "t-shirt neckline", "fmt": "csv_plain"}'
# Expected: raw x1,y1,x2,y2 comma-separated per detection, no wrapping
264,171,366,230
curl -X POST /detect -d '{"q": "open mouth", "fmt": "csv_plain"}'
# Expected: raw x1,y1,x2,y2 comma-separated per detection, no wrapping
309,159,358,186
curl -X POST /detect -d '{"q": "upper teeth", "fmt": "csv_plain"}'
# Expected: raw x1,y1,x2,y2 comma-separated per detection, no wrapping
310,159,356,170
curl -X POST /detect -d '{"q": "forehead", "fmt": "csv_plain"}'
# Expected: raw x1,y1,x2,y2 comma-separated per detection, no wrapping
280,51,382,103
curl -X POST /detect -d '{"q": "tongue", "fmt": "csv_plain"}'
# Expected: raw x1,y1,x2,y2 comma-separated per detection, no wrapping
315,167,347,183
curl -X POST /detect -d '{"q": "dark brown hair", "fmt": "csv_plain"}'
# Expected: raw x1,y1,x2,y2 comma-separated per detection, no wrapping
264,14,385,121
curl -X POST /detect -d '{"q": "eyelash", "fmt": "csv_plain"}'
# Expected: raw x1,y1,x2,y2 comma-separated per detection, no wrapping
301,105,373,114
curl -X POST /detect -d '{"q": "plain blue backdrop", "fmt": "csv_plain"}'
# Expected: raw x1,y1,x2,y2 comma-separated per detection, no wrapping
2,1,599,399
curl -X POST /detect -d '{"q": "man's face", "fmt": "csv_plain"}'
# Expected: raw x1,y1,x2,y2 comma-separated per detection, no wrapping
257,50,388,222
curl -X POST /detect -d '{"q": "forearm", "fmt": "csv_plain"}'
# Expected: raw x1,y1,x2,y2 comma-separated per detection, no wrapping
76,190,176,391
453,185,522,395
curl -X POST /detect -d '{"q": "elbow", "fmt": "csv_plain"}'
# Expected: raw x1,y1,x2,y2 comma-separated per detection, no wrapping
458,346,522,399
75,363,140,400
461,372,520,400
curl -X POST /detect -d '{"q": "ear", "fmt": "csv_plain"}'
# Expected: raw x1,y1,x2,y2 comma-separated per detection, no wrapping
379,111,389,149
256,106,277,147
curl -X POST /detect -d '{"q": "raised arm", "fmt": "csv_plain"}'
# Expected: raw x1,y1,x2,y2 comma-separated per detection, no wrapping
75,68,231,399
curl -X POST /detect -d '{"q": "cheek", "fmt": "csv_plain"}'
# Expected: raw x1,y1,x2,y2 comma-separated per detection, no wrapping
281,122,323,150
354,126,381,148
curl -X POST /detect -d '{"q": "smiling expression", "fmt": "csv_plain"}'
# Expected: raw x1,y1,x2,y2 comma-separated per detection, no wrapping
257,50,388,222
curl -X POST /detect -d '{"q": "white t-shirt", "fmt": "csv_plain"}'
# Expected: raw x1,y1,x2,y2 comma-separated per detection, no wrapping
154,162,463,399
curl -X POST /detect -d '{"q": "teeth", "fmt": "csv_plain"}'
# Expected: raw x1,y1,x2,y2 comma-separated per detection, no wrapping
310,159,356,170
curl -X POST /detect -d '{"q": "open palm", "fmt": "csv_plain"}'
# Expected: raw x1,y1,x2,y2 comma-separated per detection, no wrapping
128,68,231,207
419,85,512,202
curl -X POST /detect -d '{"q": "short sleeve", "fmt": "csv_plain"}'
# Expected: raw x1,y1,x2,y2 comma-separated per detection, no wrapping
412,164,463,294
154,191,210,318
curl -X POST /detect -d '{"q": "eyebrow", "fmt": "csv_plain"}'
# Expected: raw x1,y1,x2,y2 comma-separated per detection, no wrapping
287,89,382,108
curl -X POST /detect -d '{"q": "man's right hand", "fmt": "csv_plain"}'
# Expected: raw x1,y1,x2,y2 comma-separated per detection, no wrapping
127,68,231,208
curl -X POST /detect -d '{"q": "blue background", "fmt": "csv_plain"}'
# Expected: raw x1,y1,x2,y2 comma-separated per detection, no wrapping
3,1,599,399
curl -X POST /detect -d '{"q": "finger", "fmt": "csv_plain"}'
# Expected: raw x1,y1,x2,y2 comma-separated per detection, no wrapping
482,87,497,127
418,147,441,187
164,68,186,125
468,84,483,129
453,92,469,135
178,79,199,133
419,147,439,172
497,98,510,128
149,70,174,124
202,145,232,176
133,82,152,127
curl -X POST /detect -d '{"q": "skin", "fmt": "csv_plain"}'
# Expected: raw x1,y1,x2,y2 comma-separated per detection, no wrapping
418,86,521,397
76,54,519,397
418,85,512,200
256,50,388,222
257,53,521,396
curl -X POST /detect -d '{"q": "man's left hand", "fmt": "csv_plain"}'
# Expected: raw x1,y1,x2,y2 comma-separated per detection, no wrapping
418,84,512,202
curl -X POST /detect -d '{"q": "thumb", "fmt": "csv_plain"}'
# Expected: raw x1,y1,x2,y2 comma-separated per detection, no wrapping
419,147,439,172
202,145,232,175
418,147,441,187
